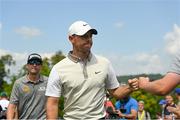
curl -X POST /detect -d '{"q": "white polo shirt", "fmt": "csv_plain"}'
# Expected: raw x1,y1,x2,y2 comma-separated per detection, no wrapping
169,53,180,74
45,53,119,120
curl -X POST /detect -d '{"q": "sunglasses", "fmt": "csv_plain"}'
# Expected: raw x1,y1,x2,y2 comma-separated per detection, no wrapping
28,60,42,65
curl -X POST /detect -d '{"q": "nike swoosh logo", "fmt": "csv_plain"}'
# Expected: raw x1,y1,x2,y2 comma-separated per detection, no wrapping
95,71,101,74
83,24,88,26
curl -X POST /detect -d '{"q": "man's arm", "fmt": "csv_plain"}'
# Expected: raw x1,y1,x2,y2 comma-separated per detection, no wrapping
124,109,137,119
108,85,132,99
116,109,137,120
109,79,138,99
7,104,17,119
167,106,180,118
46,96,59,119
139,73,180,95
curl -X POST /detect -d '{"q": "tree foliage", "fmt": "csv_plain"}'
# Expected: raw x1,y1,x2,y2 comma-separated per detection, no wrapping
40,50,65,77
0,54,15,92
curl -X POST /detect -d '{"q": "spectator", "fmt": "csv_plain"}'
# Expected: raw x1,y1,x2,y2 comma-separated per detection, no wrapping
7,53,48,119
158,99,167,120
156,112,163,120
164,95,177,119
115,95,138,120
166,88,180,118
104,92,117,119
0,92,9,119
0,105,3,119
137,100,151,120
0,92,9,111
0,105,2,112
174,88,180,106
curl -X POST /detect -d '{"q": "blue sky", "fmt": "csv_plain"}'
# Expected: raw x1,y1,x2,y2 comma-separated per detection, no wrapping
0,0,180,75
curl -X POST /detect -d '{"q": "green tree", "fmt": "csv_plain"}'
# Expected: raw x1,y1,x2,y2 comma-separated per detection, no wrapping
40,50,65,76
0,54,15,92
131,90,163,118
50,51,66,66
41,58,51,76
0,60,6,91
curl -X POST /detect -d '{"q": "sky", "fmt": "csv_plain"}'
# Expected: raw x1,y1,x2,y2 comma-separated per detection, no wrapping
0,0,180,75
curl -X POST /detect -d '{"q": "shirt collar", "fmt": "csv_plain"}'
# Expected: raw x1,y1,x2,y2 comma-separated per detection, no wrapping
68,51,92,63
23,75,43,83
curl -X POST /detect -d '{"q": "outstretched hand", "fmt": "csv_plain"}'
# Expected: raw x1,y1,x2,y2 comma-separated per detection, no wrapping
167,106,180,117
128,78,139,91
138,77,150,89
128,77,150,91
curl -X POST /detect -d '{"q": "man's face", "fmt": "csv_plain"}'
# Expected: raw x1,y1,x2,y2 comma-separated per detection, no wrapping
71,31,93,53
26,60,42,75
138,103,144,111
165,95,174,105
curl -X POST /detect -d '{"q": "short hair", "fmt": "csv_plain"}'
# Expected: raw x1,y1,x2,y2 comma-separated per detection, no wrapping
139,100,145,104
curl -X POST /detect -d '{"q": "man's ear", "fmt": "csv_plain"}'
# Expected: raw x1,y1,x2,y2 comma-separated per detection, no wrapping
25,64,28,69
69,35,75,43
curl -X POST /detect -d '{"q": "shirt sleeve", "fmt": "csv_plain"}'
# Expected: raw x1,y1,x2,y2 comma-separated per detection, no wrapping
105,62,119,89
9,81,20,105
45,66,62,97
115,101,121,110
169,53,180,75
131,99,138,111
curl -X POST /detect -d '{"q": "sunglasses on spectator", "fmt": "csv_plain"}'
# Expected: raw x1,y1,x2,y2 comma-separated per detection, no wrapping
28,60,42,65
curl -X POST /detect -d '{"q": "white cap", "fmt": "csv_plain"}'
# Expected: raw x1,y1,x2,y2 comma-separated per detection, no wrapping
27,53,42,63
68,21,97,36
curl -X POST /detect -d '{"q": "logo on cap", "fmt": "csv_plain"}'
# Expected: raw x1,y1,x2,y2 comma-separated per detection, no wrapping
68,20,98,36
83,24,88,26
27,53,42,64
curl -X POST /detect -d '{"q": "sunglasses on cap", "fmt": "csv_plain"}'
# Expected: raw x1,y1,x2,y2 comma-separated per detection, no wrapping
28,60,42,65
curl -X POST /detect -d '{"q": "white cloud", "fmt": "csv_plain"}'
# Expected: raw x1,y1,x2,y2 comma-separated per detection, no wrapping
0,49,55,75
0,49,28,63
107,53,165,75
0,49,9,56
101,23,180,75
15,26,42,38
165,24,180,55
0,49,28,75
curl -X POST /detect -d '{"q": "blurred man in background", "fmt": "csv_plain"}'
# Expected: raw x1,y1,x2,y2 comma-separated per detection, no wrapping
0,92,9,119
115,95,138,120
137,100,151,120
164,94,177,119
7,53,48,119
167,88,180,118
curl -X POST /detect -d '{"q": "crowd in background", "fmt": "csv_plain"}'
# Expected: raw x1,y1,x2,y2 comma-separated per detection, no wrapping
1,88,179,119
0,82,180,120
2,88,179,119
104,88,180,120
1,81,179,119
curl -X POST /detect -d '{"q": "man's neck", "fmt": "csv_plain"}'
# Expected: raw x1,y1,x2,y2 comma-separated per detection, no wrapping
72,51,90,61
139,110,144,114
27,74,40,82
